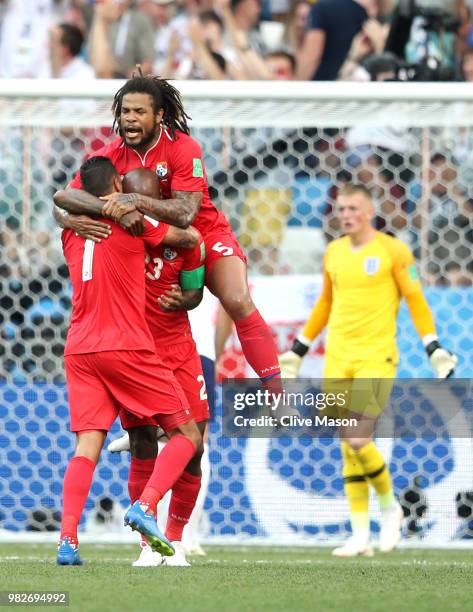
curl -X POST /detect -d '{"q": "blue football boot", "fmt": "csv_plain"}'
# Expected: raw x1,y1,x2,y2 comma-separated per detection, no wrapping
56,537,84,566
124,501,175,557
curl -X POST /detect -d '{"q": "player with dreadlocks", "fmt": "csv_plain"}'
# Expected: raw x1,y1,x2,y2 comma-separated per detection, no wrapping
55,73,281,389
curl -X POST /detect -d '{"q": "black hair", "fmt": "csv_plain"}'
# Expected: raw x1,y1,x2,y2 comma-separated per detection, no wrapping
80,157,118,197
59,23,84,58
112,70,191,139
199,10,224,31
265,50,296,74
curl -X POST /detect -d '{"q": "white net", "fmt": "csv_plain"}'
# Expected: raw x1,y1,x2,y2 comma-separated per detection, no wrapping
0,80,472,544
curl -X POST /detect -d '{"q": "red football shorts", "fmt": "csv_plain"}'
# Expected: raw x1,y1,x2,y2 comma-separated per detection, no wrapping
120,339,209,430
65,350,191,433
203,228,247,281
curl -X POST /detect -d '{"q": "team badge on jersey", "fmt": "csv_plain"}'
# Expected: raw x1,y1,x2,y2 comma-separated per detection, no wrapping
163,248,177,261
156,162,168,178
364,256,380,276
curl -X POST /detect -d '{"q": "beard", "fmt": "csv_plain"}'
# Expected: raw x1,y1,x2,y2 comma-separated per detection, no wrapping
121,125,159,151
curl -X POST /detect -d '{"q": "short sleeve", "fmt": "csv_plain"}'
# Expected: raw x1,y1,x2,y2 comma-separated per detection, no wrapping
308,2,327,31
180,234,205,290
142,217,170,248
171,136,206,193
68,170,83,189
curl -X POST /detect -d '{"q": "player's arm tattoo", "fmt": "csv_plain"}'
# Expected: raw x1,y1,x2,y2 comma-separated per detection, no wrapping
137,190,202,228
53,188,104,217
163,226,200,249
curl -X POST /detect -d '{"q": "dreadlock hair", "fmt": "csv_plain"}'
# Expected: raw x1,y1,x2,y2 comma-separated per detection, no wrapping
112,68,191,140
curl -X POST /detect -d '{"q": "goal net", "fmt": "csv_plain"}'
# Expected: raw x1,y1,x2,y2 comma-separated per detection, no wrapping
0,80,472,546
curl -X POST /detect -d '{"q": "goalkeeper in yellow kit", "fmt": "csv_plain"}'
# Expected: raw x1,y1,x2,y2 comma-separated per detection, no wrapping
279,184,457,557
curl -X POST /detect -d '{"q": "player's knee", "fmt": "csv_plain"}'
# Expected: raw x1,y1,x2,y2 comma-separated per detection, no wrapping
219,290,254,320
75,430,106,464
346,437,372,451
128,426,158,459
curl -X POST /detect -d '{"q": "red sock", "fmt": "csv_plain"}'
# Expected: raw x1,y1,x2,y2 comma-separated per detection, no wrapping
60,456,95,542
165,471,201,542
128,457,155,503
234,309,281,382
139,435,196,514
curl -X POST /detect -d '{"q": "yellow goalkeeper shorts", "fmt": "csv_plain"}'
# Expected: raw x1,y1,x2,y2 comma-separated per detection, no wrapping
321,355,396,419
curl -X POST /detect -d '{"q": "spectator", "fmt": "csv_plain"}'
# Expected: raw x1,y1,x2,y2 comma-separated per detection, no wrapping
296,0,385,81
228,0,266,55
137,0,176,76
409,153,473,283
0,0,58,77
49,22,95,79
182,12,243,79
461,48,473,80
156,0,215,77
338,18,390,80
282,0,310,55
88,0,154,78
264,49,296,79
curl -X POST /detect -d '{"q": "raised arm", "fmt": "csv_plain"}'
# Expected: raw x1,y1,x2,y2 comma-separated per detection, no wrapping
53,188,104,216
162,225,200,249
102,190,202,229
54,188,145,237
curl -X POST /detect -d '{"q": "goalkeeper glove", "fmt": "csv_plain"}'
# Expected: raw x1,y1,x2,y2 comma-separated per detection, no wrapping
279,338,310,378
425,339,457,379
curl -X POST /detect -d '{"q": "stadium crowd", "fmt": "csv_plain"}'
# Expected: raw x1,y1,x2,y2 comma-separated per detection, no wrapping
2,1,473,82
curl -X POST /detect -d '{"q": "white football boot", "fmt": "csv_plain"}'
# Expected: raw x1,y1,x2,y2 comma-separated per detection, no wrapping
185,543,206,557
107,432,130,453
132,542,163,567
379,502,404,553
332,531,374,557
162,541,191,567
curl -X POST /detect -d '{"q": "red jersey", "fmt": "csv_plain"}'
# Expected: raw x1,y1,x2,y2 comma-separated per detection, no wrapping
63,218,169,356
145,237,205,345
69,130,230,237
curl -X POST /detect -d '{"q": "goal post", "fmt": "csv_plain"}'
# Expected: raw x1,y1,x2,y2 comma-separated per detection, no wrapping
0,80,472,546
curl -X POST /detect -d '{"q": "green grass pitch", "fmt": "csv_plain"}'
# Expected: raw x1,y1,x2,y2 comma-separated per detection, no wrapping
1,545,472,612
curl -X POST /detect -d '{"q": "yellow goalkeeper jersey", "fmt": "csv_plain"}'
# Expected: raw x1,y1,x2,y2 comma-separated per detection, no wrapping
301,231,436,364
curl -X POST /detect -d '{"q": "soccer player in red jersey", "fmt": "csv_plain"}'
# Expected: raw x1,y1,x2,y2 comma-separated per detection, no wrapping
53,73,281,389
57,157,203,566
119,168,209,567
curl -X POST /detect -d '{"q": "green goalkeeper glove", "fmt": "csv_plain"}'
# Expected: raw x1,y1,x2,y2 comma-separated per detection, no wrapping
279,339,310,378
425,339,457,379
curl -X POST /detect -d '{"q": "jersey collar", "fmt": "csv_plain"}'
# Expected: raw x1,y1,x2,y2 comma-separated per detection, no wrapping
127,126,163,166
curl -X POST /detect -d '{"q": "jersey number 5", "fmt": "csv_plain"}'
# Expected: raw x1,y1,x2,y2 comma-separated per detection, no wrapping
212,242,234,257
82,240,95,281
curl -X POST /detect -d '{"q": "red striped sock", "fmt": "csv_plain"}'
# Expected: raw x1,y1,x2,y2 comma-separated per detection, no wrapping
139,435,196,515
165,471,202,542
234,309,281,382
60,456,95,542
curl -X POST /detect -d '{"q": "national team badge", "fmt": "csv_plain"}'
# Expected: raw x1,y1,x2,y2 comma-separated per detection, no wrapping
156,162,168,178
163,248,177,261
364,256,380,275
